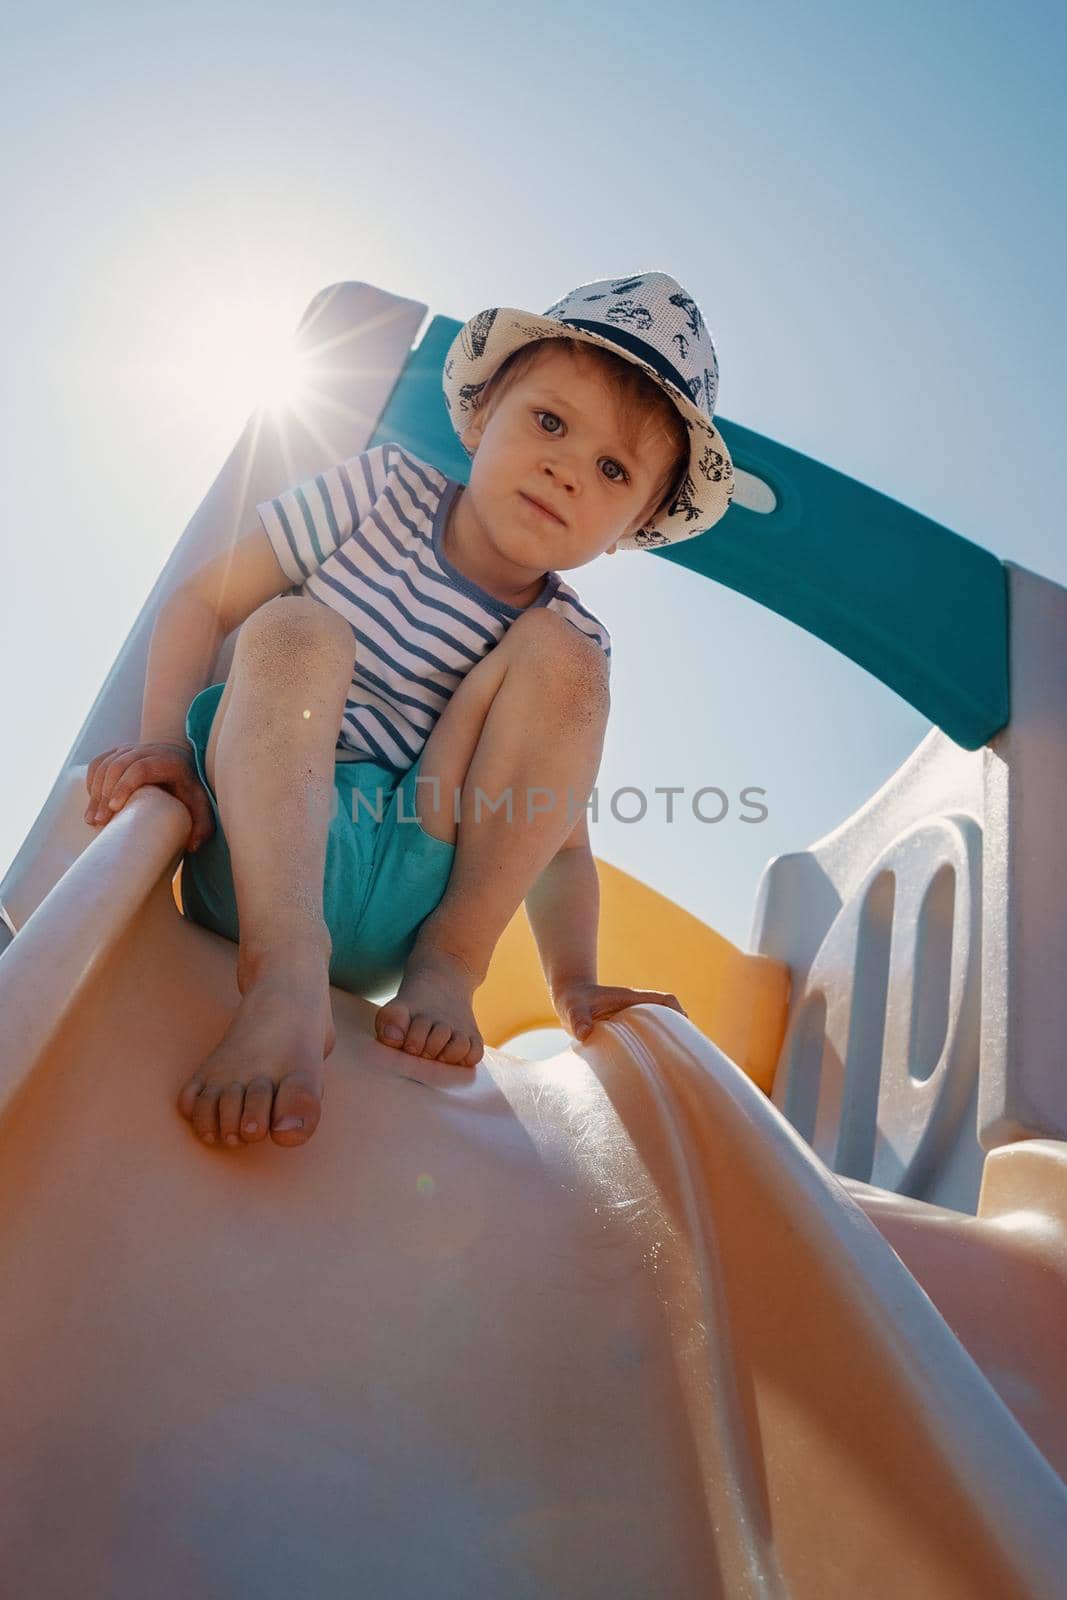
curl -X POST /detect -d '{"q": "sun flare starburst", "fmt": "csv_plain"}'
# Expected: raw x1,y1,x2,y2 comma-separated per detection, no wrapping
253,340,317,416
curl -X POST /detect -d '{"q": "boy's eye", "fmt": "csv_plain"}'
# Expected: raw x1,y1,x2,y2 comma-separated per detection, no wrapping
533,411,630,485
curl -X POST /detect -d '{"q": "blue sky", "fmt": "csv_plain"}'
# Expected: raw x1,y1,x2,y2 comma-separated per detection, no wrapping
3,0,1064,973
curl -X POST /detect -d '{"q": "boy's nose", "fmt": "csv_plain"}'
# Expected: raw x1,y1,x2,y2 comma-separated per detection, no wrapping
540,463,577,494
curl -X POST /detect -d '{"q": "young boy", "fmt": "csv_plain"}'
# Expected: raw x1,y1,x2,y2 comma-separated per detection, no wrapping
83,269,734,1150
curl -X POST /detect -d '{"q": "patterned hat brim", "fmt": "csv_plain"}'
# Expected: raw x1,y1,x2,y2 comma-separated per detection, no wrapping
442,307,734,551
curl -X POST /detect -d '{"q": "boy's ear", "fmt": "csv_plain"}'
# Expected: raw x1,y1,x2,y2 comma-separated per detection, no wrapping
461,406,488,453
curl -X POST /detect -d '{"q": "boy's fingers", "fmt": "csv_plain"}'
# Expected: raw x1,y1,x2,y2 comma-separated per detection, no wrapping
102,764,215,850
110,754,186,805
100,756,147,810
86,746,130,806
639,990,684,1012
86,745,124,785
88,755,131,815
100,754,179,814
87,747,202,828
185,788,216,851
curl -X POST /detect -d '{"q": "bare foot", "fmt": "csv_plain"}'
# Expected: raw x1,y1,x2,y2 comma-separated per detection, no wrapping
374,947,483,1067
178,950,336,1148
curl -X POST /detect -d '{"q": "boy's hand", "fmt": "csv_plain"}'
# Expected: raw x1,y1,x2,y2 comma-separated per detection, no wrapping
83,742,216,852
553,979,688,1043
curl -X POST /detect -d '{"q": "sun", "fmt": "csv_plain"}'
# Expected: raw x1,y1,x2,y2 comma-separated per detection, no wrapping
247,337,318,417
128,286,388,469
130,297,327,432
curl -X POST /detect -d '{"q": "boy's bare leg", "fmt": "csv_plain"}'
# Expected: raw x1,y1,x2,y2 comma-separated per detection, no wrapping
177,597,357,1150
375,609,610,1067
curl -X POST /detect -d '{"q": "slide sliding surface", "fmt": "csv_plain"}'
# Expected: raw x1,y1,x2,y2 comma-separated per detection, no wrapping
1,791,1065,1599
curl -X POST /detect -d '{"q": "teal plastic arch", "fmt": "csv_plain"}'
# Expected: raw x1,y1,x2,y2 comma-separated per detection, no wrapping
370,313,1010,752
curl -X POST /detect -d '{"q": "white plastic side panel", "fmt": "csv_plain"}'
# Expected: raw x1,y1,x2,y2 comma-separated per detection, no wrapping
752,560,1067,1210
751,732,989,1211
773,814,981,1197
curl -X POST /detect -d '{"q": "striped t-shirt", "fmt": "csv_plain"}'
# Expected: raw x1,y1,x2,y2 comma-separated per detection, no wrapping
255,442,612,771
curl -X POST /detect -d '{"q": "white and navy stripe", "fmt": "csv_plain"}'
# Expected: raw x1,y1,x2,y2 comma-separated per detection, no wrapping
256,443,612,771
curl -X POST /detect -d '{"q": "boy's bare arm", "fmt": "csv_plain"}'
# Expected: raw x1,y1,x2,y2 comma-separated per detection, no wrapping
524,818,690,1042
85,528,297,829
140,590,229,745
141,527,295,745
524,832,600,1000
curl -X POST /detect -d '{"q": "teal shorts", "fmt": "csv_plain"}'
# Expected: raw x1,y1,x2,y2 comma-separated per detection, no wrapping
179,682,456,997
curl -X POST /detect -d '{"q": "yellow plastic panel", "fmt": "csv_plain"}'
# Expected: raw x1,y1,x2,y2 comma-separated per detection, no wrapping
474,855,790,1094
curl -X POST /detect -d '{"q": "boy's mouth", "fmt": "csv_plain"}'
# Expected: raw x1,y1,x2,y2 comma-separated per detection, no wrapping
520,491,567,526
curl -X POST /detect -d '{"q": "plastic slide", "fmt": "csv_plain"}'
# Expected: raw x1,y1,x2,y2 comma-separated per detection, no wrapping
2,281,1066,1598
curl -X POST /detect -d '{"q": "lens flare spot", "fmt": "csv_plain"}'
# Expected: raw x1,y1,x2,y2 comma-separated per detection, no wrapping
416,1173,436,1199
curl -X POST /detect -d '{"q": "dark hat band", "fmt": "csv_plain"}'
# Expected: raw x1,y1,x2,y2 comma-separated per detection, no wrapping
561,317,691,407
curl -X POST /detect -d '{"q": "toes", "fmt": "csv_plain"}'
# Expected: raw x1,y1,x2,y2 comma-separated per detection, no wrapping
402,1014,436,1055
241,1077,275,1143
422,1022,454,1060
376,1000,411,1048
375,995,481,1067
437,1033,471,1066
218,1081,249,1147
177,1076,206,1122
191,1086,223,1145
270,1072,322,1146
184,1073,317,1147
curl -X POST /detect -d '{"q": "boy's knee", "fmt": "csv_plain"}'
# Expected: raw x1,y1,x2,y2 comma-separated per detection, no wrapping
508,609,610,699
238,596,356,664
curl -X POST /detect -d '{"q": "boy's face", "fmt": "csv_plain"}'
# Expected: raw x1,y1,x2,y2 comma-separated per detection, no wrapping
459,344,678,569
